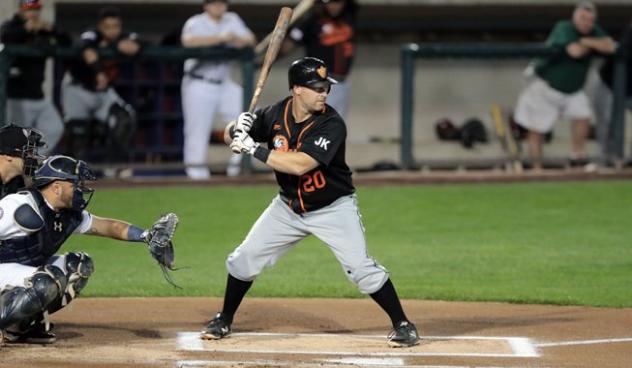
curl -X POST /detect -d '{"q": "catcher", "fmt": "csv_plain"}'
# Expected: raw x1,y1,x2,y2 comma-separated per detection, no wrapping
0,155,178,344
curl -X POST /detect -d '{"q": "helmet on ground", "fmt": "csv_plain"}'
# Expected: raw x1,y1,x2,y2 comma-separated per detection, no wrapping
33,155,97,210
0,124,45,176
288,57,338,90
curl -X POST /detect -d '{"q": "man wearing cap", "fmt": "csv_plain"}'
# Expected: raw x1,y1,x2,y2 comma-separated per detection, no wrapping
0,0,70,155
200,57,420,348
180,0,255,179
0,124,45,198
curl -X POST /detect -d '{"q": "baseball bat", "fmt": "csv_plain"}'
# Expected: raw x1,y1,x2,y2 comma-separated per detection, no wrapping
254,0,314,56
490,104,523,173
248,7,293,113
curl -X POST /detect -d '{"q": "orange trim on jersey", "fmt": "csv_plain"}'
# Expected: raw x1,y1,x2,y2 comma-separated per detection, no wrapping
296,121,316,149
283,99,292,138
297,178,308,213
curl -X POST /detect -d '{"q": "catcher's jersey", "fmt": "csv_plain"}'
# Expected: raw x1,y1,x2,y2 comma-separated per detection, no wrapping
249,97,355,214
0,190,92,266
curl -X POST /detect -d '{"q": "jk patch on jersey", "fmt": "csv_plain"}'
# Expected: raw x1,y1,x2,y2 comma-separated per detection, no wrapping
315,137,330,150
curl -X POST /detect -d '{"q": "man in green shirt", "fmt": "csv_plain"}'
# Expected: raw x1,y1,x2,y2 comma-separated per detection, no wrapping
513,1,615,171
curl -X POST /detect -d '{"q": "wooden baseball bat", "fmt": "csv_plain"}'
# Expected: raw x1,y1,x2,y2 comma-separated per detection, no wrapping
254,0,314,56
248,7,293,113
490,104,523,173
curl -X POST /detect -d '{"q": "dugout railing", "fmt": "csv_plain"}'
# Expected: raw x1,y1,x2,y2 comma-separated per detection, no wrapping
400,43,629,170
0,44,255,170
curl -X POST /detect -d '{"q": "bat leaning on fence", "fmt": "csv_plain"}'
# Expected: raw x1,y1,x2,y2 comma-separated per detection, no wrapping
490,104,523,173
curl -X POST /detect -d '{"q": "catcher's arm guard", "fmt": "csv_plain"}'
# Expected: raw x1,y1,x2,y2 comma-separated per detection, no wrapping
145,213,181,288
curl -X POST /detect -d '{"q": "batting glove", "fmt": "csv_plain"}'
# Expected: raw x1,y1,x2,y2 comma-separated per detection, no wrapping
235,112,256,134
230,130,259,154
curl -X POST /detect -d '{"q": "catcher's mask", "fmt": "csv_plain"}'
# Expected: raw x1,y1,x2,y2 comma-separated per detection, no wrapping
33,155,97,211
288,57,338,92
0,124,46,177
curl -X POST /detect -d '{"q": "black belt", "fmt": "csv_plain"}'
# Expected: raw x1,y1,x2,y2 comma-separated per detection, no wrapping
185,73,223,84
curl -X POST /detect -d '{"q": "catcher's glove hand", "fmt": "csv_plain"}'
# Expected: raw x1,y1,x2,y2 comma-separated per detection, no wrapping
145,213,180,288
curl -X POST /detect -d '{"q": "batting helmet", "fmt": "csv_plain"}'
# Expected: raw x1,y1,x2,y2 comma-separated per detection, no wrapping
33,155,96,210
288,57,338,90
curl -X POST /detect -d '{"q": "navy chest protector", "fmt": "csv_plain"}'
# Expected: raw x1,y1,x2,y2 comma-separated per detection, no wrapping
0,190,83,266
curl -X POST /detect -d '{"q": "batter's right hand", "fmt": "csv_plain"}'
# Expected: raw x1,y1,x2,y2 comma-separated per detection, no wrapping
235,112,256,134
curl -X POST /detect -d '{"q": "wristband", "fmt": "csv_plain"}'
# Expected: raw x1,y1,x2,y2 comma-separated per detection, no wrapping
127,225,147,242
253,146,270,163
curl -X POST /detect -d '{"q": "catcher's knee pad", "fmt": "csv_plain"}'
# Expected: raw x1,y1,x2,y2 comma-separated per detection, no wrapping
344,258,390,294
63,252,94,304
0,266,65,329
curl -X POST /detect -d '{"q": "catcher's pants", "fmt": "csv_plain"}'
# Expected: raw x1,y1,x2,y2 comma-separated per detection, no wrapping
226,194,389,294
0,254,80,299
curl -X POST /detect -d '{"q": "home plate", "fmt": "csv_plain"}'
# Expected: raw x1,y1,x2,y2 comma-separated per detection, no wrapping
177,332,538,358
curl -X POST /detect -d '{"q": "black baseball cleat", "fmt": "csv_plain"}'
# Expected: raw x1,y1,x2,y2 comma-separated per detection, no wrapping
387,321,420,348
4,322,56,345
200,312,232,340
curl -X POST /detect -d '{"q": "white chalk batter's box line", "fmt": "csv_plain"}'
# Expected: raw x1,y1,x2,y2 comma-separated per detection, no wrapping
176,332,539,358
176,359,539,368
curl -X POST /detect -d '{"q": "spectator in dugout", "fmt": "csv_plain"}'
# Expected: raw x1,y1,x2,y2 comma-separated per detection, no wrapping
282,0,359,120
0,0,71,155
593,20,632,167
61,6,139,161
513,1,615,171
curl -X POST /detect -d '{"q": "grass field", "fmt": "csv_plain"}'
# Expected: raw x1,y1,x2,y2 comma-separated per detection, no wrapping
60,180,632,307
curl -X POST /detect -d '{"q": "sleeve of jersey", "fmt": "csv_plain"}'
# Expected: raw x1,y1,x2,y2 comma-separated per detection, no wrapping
248,106,272,143
230,14,253,38
74,211,93,234
298,118,346,167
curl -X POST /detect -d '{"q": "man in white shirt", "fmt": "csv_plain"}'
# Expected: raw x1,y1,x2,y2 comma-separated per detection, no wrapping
181,0,255,179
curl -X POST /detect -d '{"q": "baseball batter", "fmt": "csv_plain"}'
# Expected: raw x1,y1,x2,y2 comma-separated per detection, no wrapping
181,0,255,179
200,57,420,348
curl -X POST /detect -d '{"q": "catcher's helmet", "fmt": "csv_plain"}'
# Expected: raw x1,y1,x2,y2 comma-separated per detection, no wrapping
33,155,96,210
288,57,338,90
0,124,45,176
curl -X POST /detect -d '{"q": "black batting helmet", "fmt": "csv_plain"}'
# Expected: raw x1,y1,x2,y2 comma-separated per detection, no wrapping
288,57,338,90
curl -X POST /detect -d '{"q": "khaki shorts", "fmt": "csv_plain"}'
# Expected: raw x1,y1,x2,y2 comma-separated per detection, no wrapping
514,78,592,133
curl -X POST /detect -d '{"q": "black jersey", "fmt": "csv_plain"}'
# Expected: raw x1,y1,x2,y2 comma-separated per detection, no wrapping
249,97,355,214
0,175,26,199
0,15,69,99
69,28,139,91
290,8,357,78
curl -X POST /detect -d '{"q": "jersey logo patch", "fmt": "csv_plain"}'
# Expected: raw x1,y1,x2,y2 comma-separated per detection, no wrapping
273,135,289,152
315,137,330,151
54,221,63,232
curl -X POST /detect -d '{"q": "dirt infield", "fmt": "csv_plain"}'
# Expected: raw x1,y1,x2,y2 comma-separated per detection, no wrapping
1,298,630,368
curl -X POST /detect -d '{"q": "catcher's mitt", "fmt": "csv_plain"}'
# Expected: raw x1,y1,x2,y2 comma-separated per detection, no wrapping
145,213,180,288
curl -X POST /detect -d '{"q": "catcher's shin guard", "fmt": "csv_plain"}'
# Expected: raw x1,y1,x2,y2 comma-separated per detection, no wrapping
0,266,66,329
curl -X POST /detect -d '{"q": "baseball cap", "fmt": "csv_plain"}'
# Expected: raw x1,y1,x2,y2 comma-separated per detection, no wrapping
20,0,42,11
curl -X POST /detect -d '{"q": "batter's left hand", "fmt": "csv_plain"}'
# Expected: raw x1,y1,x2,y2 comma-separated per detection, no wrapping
230,130,259,155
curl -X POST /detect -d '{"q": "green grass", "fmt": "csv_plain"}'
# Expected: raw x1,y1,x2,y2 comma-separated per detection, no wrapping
60,181,632,307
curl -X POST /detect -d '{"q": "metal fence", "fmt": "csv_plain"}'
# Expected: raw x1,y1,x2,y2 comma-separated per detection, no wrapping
0,44,255,165
400,43,629,170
